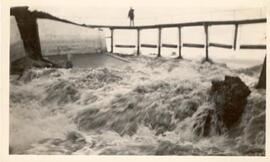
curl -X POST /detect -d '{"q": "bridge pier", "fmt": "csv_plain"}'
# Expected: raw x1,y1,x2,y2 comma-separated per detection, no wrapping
177,26,183,59
137,29,141,56
157,27,162,57
11,7,43,60
233,24,239,50
204,23,209,61
110,28,114,53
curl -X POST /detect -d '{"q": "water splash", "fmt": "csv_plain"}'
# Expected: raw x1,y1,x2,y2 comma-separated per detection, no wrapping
9,56,265,155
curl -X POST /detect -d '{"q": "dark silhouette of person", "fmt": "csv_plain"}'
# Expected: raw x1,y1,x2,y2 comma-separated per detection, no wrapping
128,7,135,26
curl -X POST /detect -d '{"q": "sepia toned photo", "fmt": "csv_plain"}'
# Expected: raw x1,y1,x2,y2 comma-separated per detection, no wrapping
4,0,267,157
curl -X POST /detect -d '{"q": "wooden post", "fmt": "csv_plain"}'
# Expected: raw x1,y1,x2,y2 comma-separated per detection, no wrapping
137,29,141,56
177,26,182,59
110,28,114,53
157,27,162,57
233,23,239,50
204,24,209,61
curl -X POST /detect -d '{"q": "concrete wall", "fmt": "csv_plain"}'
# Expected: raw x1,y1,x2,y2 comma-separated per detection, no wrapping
10,16,108,63
38,19,107,56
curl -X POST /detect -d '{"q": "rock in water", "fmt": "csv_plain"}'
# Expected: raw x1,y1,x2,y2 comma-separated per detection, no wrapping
211,76,251,128
10,56,60,75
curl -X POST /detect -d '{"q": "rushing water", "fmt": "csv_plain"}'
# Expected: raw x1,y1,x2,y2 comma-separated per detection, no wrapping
9,56,265,155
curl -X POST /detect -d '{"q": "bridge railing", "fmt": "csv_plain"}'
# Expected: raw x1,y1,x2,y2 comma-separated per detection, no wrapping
11,7,266,62
104,18,266,61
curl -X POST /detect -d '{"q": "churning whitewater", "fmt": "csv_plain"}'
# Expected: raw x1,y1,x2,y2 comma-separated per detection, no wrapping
9,56,265,155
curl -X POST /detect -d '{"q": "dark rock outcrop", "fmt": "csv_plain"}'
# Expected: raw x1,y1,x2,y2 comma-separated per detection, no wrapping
10,56,59,75
256,56,266,89
211,76,251,128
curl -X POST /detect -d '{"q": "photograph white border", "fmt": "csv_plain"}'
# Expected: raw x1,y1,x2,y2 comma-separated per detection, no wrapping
1,0,270,161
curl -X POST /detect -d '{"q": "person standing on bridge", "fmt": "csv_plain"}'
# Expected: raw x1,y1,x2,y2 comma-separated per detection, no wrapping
128,7,135,26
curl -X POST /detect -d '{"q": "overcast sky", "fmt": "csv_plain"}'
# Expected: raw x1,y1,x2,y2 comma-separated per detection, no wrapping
9,0,268,25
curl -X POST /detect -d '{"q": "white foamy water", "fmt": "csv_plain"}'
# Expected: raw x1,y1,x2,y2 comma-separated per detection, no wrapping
9,56,265,155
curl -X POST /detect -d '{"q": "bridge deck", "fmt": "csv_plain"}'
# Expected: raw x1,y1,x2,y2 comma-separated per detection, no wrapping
38,17,266,29
81,18,267,29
